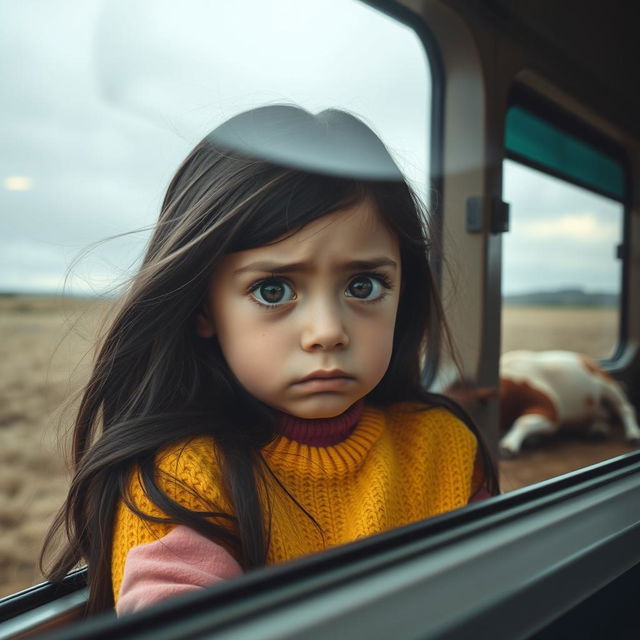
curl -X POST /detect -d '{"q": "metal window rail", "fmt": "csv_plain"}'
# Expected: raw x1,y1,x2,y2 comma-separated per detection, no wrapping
0,589,88,640
7,450,636,640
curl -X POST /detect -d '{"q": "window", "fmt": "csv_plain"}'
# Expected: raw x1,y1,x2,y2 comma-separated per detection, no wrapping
499,87,633,492
502,91,627,361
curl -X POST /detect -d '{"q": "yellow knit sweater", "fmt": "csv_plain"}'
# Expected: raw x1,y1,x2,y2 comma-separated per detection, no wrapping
111,403,478,601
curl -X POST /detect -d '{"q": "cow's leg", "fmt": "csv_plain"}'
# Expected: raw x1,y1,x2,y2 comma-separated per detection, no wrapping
585,406,612,440
600,381,640,444
499,414,556,458
587,420,612,440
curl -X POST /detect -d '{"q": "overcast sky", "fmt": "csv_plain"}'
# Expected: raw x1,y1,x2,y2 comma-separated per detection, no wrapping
1,1,622,297
502,160,622,296
0,0,429,295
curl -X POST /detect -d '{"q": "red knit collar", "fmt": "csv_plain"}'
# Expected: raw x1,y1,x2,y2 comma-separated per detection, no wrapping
275,399,365,447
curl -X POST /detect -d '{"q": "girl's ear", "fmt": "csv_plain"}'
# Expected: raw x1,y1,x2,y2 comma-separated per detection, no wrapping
195,307,216,338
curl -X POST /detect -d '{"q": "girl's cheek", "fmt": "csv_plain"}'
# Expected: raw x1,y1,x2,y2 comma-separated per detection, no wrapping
223,316,292,370
356,308,396,355
222,327,292,402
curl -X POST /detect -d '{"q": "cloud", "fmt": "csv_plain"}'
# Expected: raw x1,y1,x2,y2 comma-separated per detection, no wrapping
519,212,620,242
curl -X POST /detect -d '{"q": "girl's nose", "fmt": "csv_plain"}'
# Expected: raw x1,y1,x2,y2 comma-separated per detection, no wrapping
300,299,349,352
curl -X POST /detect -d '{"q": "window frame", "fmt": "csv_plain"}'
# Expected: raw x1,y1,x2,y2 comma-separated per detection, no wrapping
361,0,446,384
503,83,632,364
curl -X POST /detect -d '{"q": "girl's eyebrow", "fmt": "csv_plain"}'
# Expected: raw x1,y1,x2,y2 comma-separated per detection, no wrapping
233,257,398,276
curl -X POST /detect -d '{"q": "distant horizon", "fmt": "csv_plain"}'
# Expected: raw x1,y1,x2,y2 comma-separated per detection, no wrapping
0,288,120,299
0,285,620,300
503,286,619,297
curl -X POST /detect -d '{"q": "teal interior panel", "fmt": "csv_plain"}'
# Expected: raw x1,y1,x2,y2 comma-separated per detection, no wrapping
505,106,625,200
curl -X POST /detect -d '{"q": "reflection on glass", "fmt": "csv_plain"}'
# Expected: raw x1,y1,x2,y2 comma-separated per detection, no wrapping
0,0,432,598
0,0,430,297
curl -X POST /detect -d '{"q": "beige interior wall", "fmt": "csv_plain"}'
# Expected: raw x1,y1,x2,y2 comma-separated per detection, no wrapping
397,0,640,443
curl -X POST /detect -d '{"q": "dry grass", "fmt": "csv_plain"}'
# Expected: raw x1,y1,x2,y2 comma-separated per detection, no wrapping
499,431,637,493
0,299,628,597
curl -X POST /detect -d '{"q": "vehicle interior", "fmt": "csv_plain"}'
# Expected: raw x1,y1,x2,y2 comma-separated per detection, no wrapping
1,0,639,638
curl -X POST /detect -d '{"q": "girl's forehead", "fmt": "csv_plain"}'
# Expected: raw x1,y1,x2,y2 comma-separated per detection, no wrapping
250,199,398,260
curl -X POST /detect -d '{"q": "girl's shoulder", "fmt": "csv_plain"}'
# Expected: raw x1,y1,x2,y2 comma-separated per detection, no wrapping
381,401,477,445
150,435,226,504
383,401,468,423
155,435,220,474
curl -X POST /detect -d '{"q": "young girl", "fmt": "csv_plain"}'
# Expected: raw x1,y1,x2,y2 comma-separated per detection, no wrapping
42,105,499,615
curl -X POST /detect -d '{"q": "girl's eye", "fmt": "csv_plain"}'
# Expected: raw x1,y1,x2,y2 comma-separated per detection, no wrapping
345,274,389,300
251,278,295,306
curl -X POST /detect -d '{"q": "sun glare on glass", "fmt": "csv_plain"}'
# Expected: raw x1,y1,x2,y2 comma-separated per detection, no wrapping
3,176,33,191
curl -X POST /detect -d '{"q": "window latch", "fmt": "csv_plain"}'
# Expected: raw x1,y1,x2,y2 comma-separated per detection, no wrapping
466,196,510,234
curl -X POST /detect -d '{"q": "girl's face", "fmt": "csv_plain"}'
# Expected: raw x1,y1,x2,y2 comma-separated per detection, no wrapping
197,197,401,418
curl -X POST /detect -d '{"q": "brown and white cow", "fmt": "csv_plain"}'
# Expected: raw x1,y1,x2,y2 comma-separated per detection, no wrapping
498,350,640,458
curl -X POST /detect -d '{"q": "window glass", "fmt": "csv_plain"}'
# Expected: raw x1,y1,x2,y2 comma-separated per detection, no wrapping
500,151,631,495
501,159,623,361
0,0,433,596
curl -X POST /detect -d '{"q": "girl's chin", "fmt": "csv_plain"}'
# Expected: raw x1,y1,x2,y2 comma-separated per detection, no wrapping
276,396,360,419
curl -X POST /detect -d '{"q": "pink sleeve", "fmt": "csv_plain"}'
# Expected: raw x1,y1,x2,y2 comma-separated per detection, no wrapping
116,525,243,616
468,486,491,503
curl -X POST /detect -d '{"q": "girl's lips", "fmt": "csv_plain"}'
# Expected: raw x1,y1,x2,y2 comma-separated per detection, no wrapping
294,376,355,392
297,369,352,383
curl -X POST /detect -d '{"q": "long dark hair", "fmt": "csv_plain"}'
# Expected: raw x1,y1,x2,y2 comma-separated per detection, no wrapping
41,106,499,613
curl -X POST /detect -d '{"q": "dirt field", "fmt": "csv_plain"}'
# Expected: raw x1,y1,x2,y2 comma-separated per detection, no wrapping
0,298,633,597
0,295,112,597
502,305,618,360
499,305,636,488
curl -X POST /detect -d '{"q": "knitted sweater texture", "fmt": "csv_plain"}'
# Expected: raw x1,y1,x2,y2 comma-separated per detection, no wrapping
111,402,477,601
